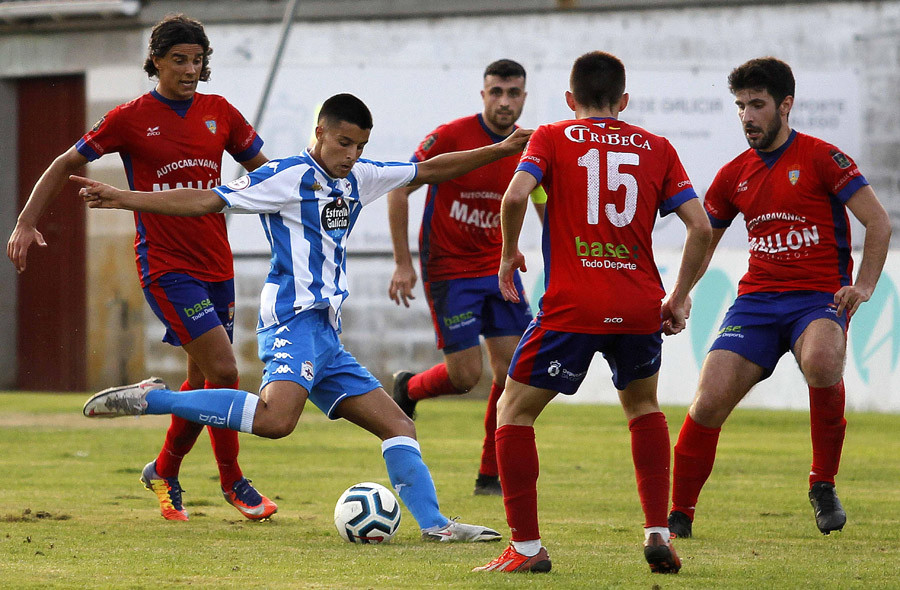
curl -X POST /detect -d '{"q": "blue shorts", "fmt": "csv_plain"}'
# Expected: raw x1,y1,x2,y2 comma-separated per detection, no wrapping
508,321,663,392
143,272,235,346
709,291,847,380
424,274,533,353
257,308,382,419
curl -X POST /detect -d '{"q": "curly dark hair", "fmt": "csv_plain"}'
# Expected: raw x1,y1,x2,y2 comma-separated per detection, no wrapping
728,57,795,106
143,14,212,81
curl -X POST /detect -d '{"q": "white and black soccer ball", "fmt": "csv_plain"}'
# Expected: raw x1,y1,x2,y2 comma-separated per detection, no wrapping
333,482,401,544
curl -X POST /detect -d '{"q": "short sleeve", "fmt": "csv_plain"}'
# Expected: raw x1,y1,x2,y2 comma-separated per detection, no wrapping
352,160,418,205
703,166,740,229
412,123,454,162
213,159,300,214
813,143,869,204
659,141,698,216
75,109,121,161
515,124,552,184
223,101,263,163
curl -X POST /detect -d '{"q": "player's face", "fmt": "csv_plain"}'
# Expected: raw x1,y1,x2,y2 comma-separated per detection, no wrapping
312,120,370,178
153,43,205,101
481,75,526,135
734,88,791,151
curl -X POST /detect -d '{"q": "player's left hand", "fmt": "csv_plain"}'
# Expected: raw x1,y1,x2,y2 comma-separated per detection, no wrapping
834,284,872,319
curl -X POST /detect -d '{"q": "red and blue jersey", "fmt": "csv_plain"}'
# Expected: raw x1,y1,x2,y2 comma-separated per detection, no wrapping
76,90,263,287
704,130,868,296
517,117,697,334
413,114,520,282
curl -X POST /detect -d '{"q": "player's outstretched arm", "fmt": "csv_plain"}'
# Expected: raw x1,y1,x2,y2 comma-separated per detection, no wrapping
661,198,712,335
70,175,223,217
414,128,533,186
498,170,538,302
836,185,892,318
8,146,88,273
387,185,420,307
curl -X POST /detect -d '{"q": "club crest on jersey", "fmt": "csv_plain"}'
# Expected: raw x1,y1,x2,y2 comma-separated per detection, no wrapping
311,181,323,191
830,150,851,169
301,361,314,381
205,119,217,134
422,133,438,152
788,169,800,185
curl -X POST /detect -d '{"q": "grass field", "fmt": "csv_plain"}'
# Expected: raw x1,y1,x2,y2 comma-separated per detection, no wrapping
0,392,897,589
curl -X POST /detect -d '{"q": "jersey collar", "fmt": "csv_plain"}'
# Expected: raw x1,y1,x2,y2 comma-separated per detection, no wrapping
755,129,797,168
150,89,194,118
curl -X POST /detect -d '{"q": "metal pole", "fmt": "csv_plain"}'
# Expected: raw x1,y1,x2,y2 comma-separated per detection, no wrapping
253,0,302,130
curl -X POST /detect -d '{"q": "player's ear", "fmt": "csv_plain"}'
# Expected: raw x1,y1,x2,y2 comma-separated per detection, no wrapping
565,90,576,112
779,95,794,118
619,92,629,113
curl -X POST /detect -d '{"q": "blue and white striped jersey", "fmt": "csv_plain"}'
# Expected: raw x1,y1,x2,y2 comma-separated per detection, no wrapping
214,149,417,331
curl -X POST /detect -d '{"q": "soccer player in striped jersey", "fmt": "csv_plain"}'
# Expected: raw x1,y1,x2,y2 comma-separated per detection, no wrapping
7,14,276,521
77,93,532,543
474,51,711,574
667,57,891,539
387,59,545,497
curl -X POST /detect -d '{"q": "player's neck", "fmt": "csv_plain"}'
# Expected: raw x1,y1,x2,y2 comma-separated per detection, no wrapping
575,107,618,120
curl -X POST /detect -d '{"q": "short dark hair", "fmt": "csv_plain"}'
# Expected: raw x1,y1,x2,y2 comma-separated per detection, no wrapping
569,51,626,111
484,59,526,80
318,93,374,130
728,57,795,106
143,14,212,81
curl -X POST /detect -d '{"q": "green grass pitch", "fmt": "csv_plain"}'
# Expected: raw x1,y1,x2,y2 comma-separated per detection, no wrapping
1,392,897,589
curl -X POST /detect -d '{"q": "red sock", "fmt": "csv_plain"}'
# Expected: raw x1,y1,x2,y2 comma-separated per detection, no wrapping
205,379,243,489
478,382,504,477
809,380,846,487
629,412,671,528
407,363,463,401
155,379,204,478
671,413,721,520
496,424,540,541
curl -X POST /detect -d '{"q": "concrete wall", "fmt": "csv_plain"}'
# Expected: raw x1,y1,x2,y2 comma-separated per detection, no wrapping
2,3,898,408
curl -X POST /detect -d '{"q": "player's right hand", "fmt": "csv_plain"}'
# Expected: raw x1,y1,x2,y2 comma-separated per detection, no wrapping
498,251,527,302
7,223,47,273
69,175,122,209
500,127,534,155
389,263,418,307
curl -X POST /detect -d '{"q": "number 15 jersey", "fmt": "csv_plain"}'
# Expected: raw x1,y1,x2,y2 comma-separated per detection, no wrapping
517,117,697,334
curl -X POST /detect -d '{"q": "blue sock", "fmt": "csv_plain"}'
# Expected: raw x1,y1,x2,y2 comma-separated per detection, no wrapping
145,388,259,433
382,436,448,531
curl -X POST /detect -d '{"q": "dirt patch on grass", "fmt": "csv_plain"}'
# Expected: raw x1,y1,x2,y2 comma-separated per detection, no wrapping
2,508,71,522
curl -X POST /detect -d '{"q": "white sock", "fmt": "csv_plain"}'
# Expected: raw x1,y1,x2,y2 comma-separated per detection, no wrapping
644,526,670,543
511,539,542,556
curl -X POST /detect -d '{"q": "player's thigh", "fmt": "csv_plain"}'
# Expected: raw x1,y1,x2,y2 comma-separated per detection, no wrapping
616,372,661,421
181,325,238,385
690,349,765,427
337,388,416,440
497,377,557,427
484,335,523,381
793,318,846,387
143,272,233,348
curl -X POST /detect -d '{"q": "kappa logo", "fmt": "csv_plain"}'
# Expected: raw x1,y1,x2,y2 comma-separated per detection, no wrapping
273,365,295,375
274,352,294,360
272,337,292,349
275,325,291,334
850,274,900,384
301,361,314,381
146,126,160,136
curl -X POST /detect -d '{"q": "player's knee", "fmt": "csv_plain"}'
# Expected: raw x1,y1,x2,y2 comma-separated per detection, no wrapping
802,357,843,389
448,365,481,393
252,413,298,439
204,361,239,388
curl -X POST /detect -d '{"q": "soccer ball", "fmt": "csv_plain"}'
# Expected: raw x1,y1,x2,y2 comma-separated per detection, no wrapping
333,482,401,544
